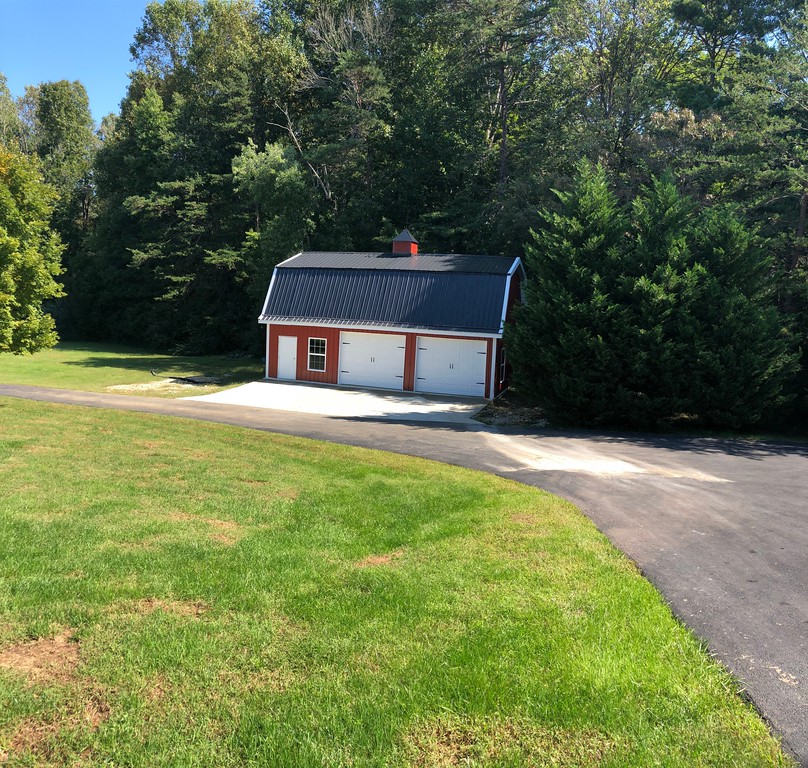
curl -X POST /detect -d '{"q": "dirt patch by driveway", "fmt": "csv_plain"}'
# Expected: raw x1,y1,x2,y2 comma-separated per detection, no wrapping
404,716,616,767
0,629,112,763
167,511,243,546
354,550,404,568
1,689,110,762
0,630,79,686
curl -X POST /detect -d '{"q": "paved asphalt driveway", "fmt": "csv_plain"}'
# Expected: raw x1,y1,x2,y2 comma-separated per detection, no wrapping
1,383,806,764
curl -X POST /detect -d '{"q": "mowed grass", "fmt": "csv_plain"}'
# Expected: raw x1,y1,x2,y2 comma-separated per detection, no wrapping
0,341,262,397
0,399,791,767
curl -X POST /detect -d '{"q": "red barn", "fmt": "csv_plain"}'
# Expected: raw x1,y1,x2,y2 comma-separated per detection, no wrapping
258,230,525,399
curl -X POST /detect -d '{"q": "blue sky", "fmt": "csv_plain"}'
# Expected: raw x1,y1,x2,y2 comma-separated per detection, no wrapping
0,0,150,123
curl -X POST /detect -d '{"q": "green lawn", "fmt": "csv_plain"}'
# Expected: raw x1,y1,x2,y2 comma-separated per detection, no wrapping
0,341,263,397
0,398,791,766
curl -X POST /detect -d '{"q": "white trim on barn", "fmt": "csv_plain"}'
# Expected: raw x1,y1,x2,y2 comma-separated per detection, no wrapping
265,325,270,379
258,318,502,339
274,252,304,268
260,271,280,327
499,257,524,334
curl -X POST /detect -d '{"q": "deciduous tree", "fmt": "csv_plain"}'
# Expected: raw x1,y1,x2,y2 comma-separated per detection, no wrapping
0,146,64,353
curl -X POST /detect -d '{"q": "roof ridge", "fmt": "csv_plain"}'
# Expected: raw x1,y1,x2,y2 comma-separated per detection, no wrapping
293,250,513,259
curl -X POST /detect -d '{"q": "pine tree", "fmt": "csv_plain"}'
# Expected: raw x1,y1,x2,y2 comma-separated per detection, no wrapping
507,161,795,428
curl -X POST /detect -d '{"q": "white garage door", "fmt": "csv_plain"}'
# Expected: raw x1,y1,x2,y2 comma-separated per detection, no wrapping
339,332,406,390
414,337,488,397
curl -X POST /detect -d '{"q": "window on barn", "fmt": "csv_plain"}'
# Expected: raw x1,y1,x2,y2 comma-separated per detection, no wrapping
308,338,326,371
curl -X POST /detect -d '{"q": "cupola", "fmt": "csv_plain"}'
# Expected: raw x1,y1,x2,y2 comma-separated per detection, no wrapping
392,229,418,255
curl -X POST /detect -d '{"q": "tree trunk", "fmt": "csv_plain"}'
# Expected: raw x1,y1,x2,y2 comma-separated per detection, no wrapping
785,188,807,273
498,61,508,192
780,188,806,314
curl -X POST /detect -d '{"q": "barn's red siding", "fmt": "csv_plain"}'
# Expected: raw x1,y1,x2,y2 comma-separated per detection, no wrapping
485,338,493,398
266,323,496,396
403,332,417,391
505,272,521,323
268,324,340,384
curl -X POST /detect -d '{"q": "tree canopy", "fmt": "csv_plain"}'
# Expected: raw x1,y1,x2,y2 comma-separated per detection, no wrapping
0,146,64,354
1,0,807,427
506,162,796,428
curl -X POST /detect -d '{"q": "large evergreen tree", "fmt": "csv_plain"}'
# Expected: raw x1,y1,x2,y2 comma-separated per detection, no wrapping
78,0,267,352
506,161,795,428
30,80,98,334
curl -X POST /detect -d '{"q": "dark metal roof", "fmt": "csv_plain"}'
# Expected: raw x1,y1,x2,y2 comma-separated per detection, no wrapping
280,251,514,274
260,267,511,334
392,228,418,244
261,250,523,334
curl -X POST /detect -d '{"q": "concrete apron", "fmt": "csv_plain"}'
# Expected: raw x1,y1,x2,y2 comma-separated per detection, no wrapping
184,380,487,424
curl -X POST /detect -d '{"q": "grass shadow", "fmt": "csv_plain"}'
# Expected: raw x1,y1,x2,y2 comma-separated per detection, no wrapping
62,354,262,382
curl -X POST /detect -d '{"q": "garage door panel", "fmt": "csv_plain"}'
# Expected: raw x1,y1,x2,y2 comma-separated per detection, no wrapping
415,337,487,397
339,332,406,390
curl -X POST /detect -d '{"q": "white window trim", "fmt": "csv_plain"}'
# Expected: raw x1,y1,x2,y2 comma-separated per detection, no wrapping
307,337,327,372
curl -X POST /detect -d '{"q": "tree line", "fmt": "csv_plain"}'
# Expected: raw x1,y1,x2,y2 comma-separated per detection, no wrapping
0,0,806,429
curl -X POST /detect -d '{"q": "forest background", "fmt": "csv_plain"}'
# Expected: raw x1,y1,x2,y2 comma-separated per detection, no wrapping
1,0,807,429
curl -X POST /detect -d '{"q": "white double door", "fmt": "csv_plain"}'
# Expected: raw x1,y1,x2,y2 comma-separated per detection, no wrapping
414,336,487,397
338,331,406,390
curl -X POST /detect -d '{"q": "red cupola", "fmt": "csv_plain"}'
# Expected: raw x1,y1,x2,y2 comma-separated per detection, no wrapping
392,229,419,255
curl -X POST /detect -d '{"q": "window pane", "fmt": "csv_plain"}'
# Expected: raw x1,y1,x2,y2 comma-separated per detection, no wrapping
308,338,326,371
